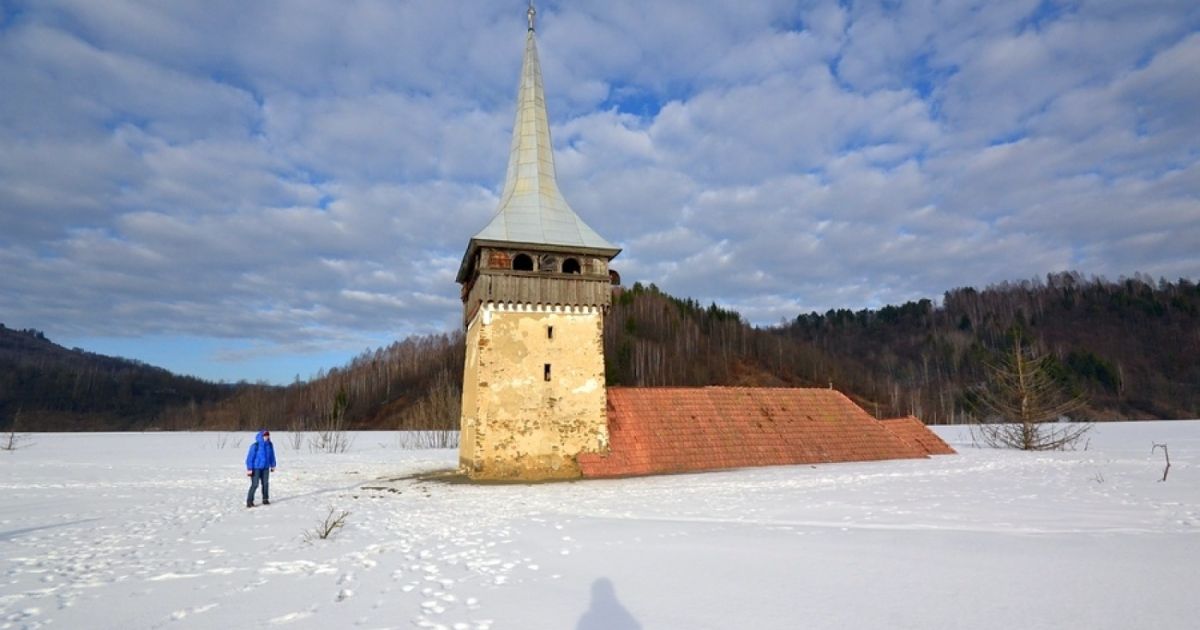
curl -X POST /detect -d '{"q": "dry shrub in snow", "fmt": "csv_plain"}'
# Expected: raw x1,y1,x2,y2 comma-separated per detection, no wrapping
213,433,244,449
308,425,353,454
286,418,305,450
308,388,353,453
398,369,460,433
396,430,459,449
304,507,351,542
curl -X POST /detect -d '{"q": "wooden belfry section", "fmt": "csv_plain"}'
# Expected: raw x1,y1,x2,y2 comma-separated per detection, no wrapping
577,388,955,478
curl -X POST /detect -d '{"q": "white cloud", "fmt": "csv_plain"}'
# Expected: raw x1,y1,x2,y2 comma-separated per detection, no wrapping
0,0,1197,380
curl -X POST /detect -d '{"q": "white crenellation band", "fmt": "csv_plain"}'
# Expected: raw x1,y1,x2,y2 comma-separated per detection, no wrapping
482,302,599,315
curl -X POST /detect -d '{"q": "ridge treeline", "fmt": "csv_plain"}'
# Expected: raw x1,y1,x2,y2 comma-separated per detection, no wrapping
3,271,1197,430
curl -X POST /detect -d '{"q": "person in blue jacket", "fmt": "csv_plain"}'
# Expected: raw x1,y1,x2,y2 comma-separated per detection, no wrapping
245,430,277,507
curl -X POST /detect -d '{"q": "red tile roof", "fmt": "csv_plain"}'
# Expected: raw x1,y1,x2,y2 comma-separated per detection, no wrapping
578,387,932,478
881,417,957,456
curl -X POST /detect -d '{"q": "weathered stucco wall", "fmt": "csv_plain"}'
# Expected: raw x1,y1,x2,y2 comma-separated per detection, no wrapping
459,303,609,480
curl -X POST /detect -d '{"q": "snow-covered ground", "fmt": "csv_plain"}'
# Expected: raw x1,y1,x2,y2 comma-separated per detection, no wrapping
2,422,1198,630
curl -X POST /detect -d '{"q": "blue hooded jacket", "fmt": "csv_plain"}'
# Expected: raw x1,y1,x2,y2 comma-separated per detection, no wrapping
245,430,277,470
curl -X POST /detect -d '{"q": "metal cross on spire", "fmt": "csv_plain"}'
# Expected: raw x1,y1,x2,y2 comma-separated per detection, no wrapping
527,1,536,32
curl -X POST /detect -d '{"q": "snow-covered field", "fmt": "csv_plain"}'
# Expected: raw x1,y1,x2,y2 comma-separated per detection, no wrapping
2,423,1198,630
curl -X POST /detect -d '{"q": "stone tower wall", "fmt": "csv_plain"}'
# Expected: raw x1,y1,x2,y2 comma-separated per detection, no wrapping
459,303,609,480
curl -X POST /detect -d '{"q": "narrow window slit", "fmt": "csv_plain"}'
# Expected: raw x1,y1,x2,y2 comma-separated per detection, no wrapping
544,364,552,381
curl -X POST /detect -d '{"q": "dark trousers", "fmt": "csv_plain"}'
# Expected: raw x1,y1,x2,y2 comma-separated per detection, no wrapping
247,468,270,504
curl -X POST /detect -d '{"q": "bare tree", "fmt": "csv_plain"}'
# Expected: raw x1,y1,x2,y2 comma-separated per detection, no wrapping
2,410,32,452
970,335,1091,450
1152,443,1170,482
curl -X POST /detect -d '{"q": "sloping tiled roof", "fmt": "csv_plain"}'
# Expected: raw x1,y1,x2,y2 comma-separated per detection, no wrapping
881,417,957,455
578,387,930,478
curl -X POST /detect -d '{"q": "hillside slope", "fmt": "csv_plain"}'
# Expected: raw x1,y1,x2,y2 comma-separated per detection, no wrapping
0,325,236,430
605,273,1199,422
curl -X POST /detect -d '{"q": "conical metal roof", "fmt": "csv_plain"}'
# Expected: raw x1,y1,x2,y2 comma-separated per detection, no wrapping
470,26,618,253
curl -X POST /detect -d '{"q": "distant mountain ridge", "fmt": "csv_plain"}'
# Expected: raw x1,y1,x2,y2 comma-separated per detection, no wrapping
4,271,1198,431
0,324,238,430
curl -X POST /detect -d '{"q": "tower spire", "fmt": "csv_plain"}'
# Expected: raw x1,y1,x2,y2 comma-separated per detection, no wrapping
462,4,618,260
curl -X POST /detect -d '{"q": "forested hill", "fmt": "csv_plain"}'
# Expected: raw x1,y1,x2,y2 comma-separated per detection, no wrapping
0,324,237,430
604,273,1199,422
5,272,1199,431
780,272,1200,422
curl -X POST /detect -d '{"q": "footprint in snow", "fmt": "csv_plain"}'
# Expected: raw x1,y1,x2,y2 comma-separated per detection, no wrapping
268,611,314,624
169,603,217,621
241,577,268,592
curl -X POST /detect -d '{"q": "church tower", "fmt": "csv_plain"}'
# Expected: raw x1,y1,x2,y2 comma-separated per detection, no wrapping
456,4,621,480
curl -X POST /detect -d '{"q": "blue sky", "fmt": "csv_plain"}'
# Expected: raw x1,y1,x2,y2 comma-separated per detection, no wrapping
1,0,1198,384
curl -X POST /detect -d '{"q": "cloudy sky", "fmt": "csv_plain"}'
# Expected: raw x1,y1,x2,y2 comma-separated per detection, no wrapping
1,0,1198,384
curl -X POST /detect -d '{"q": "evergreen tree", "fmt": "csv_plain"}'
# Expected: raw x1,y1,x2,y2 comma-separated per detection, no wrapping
969,335,1090,450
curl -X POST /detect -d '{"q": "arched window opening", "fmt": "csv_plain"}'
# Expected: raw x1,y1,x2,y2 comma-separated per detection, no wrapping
512,253,534,271
609,269,622,286
562,258,582,274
